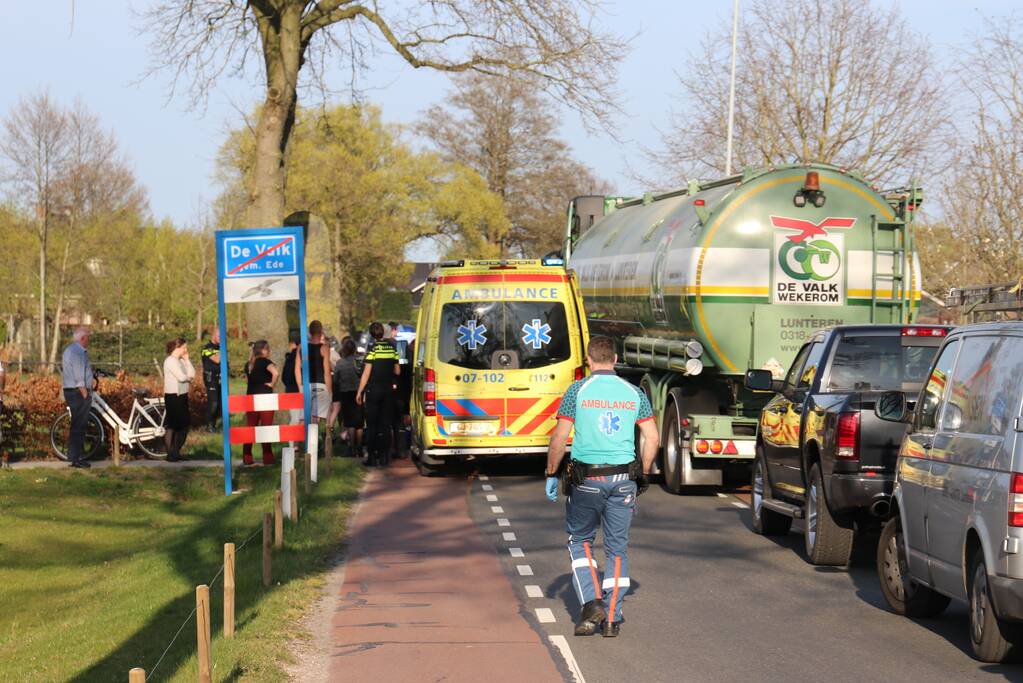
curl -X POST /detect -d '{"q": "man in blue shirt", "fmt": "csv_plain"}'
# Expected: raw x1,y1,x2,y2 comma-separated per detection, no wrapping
545,335,660,637
61,326,95,469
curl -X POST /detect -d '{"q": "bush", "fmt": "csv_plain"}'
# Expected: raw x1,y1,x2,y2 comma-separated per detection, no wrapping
0,369,211,462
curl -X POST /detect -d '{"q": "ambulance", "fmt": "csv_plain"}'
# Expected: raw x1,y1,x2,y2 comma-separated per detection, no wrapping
411,258,589,474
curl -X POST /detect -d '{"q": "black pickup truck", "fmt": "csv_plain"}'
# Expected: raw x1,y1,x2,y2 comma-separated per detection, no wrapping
744,324,950,565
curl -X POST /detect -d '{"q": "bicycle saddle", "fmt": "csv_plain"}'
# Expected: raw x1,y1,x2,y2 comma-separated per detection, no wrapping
132,388,150,398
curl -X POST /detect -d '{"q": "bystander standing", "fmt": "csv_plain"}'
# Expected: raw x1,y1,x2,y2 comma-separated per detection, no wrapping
163,337,196,462
61,327,95,469
243,340,279,466
333,337,364,457
201,328,222,432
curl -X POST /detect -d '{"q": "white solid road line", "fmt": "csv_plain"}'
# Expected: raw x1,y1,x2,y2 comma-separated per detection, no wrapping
517,564,534,576
717,492,728,498
491,505,505,513
549,635,587,683
497,518,511,527
509,547,525,557
482,484,494,491
503,532,517,541
535,607,556,623
486,494,499,502
525,584,544,598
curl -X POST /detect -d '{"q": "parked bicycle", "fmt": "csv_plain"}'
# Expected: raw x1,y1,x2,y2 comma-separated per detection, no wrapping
50,369,167,460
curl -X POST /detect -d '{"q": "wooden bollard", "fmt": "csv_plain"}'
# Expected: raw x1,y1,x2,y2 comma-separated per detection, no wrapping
262,512,272,587
128,667,145,682
304,453,312,495
274,491,283,549
224,543,235,638
112,426,121,466
290,469,299,523
196,584,212,683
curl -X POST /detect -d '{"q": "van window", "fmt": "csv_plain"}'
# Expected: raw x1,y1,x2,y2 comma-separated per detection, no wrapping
944,336,1023,436
438,301,572,370
827,335,940,392
918,340,959,432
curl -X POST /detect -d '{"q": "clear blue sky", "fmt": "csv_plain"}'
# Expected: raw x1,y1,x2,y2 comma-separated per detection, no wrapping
0,1,1014,229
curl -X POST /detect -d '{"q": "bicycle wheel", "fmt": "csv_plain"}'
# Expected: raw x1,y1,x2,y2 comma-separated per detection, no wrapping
131,403,167,459
50,410,105,461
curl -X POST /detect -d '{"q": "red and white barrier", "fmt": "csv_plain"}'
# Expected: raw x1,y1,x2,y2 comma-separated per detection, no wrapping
229,423,306,444
227,392,304,413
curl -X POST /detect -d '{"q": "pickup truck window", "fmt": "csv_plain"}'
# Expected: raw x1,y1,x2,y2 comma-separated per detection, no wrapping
918,340,960,432
784,343,814,388
827,335,940,393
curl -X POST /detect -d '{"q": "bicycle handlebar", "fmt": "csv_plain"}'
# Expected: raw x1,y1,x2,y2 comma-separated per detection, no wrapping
93,368,114,379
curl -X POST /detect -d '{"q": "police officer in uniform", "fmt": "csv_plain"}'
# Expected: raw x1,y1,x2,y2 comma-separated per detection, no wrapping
545,335,659,637
201,328,222,432
356,322,400,467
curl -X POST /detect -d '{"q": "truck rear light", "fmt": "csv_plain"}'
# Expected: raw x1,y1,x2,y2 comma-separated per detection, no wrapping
696,439,709,454
902,327,948,337
836,412,860,460
1009,474,1023,527
723,440,739,455
424,368,437,417
575,366,585,380
710,440,723,454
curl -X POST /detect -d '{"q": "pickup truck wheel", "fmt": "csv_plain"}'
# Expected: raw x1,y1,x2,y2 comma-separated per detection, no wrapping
751,448,791,536
804,464,854,566
877,515,949,617
968,553,1021,662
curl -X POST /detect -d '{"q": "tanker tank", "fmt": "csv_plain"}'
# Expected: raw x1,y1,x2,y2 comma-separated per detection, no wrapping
564,163,921,490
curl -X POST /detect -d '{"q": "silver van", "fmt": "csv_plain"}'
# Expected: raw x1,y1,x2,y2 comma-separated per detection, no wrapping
874,322,1023,663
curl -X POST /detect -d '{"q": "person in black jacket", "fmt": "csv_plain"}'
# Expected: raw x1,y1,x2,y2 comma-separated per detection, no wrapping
201,328,222,432
356,322,400,467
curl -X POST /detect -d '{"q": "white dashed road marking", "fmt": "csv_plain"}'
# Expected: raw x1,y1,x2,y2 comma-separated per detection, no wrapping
549,635,587,683
491,506,505,513
535,608,556,623
497,518,510,527
509,547,525,557
482,484,494,491
503,532,517,541
525,584,544,598
486,494,499,502
732,501,746,509
478,474,489,480
517,564,534,576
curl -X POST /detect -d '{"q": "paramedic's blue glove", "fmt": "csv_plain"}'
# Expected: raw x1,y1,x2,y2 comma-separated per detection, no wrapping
545,476,559,502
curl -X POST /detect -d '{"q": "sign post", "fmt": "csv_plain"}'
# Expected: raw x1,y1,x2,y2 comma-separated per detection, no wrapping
214,227,310,495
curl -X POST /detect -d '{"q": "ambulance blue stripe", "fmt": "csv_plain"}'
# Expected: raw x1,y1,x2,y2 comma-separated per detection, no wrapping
456,399,488,417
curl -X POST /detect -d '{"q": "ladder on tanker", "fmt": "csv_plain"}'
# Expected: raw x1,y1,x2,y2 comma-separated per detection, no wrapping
871,215,912,323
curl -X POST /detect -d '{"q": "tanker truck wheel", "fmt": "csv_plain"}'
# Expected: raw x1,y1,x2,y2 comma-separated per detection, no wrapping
662,389,692,494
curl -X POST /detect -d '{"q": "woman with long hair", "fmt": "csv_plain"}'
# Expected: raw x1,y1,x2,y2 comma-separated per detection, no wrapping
162,337,195,462
333,336,364,457
243,340,279,466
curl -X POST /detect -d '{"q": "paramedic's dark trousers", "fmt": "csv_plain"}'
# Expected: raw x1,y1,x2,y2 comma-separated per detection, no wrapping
364,388,394,465
566,474,637,624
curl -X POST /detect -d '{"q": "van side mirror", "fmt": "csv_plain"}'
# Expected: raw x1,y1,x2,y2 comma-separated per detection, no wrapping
745,369,775,392
875,391,910,423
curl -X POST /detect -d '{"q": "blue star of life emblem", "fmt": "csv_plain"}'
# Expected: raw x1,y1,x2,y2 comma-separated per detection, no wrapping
521,318,552,350
456,320,488,350
599,411,621,436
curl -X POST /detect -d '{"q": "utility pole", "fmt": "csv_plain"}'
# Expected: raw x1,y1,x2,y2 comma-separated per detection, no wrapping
725,0,739,176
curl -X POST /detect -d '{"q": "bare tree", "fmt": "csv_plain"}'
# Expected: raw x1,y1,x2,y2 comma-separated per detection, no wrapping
0,93,68,365
929,16,1023,289
141,0,627,349
418,73,604,256
654,0,948,186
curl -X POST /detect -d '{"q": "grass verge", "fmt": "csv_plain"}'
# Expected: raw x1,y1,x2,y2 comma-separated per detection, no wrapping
0,459,363,682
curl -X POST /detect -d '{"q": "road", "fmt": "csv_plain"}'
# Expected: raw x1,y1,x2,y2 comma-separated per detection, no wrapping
463,461,1023,683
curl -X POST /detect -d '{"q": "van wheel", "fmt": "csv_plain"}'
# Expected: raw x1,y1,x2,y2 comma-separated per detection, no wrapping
876,515,949,617
751,447,791,536
969,554,1021,662
804,464,854,566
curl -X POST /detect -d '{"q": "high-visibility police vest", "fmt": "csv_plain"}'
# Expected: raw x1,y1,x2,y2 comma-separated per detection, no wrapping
556,370,654,465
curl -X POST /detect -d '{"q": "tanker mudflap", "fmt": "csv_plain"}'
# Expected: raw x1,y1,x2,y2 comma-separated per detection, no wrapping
687,414,757,459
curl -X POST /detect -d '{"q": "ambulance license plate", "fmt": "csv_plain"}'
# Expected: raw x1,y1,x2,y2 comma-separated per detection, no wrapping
447,421,498,436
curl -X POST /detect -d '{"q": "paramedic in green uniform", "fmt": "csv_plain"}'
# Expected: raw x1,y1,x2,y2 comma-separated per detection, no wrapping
545,335,660,638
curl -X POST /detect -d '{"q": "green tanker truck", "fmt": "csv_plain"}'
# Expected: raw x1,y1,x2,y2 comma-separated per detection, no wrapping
564,163,922,491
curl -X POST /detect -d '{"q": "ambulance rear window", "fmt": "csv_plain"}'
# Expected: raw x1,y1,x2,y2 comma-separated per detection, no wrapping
439,302,572,370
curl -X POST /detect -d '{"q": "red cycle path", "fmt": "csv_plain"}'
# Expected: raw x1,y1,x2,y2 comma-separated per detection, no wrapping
327,460,563,682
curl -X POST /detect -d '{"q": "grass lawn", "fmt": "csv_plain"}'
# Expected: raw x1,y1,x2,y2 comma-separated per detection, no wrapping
0,459,363,682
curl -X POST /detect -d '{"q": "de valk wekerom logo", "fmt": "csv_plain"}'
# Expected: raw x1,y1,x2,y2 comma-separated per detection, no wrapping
770,216,856,282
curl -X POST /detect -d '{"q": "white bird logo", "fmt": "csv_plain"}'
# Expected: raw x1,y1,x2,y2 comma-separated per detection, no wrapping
241,278,282,299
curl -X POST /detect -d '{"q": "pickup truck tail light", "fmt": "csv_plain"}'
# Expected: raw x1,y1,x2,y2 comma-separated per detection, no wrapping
1009,474,1023,527
902,327,948,337
836,412,860,461
423,368,437,417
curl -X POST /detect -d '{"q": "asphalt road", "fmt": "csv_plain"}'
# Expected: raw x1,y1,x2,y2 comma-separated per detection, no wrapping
462,460,1023,683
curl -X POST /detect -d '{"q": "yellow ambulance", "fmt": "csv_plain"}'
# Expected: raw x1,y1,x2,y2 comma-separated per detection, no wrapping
411,258,589,474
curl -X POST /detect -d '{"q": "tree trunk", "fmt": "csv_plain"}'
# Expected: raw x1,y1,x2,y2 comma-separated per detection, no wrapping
38,224,47,368
243,7,304,365
48,237,72,366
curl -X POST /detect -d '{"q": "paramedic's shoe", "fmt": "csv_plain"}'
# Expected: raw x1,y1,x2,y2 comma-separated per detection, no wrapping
601,621,621,638
574,600,606,636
